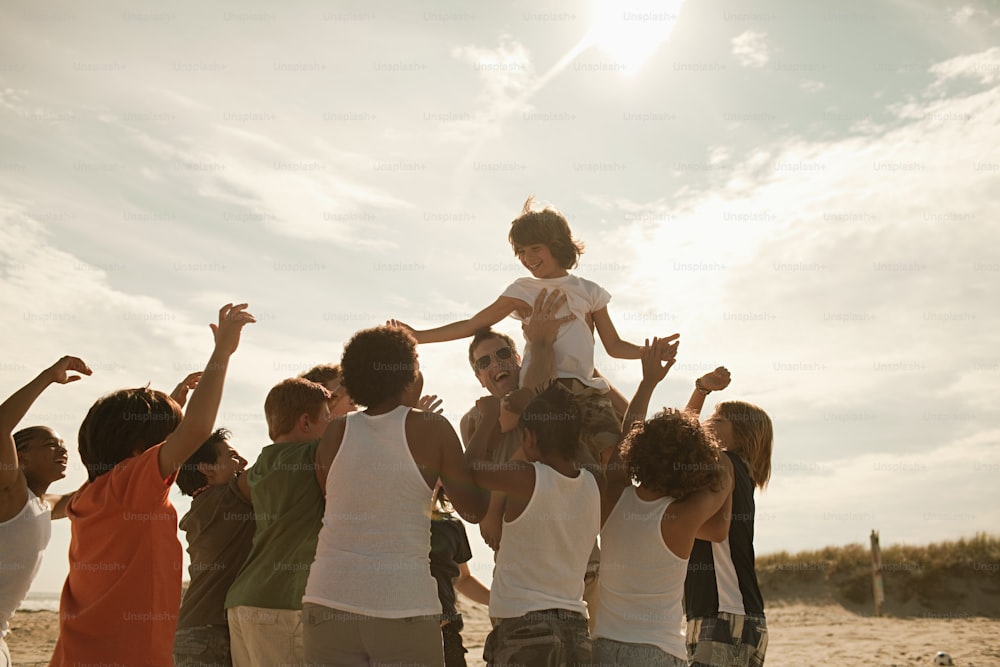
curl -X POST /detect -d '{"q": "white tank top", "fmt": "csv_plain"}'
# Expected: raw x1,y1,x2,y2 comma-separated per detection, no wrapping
303,406,440,618
595,486,687,659
490,462,601,619
0,489,51,637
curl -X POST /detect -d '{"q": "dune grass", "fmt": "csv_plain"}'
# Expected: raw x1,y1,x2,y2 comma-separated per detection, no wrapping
755,533,1000,615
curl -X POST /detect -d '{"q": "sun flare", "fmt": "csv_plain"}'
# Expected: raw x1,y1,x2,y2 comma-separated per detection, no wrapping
587,0,685,74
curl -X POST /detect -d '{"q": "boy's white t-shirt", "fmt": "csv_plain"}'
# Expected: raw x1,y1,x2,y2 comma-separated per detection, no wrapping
500,274,611,392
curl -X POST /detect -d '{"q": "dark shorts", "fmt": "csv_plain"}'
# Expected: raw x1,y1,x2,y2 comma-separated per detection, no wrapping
484,608,592,667
443,615,468,667
686,613,768,667
173,624,232,667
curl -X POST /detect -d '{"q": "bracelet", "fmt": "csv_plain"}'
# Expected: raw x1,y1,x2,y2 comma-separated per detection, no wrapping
695,378,711,395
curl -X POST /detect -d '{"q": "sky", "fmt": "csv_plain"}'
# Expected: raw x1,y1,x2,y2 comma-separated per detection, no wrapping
2,0,998,596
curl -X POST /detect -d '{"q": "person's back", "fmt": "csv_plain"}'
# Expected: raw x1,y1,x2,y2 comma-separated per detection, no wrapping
51,303,256,667
225,439,325,610
302,326,487,666
304,405,438,616
224,376,334,667
490,461,599,619
597,489,687,655
56,443,183,663
464,385,601,667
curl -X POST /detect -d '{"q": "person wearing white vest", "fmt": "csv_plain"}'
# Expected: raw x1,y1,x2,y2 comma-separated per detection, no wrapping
303,326,489,667
465,383,601,666
0,356,90,666
594,340,734,667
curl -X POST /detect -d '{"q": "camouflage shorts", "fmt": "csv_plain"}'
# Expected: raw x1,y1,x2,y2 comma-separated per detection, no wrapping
686,613,768,667
484,609,592,666
554,379,621,464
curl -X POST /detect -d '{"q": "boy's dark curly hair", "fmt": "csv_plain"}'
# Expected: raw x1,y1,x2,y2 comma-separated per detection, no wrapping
620,408,724,499
509,197,585,270
78,387,183,482
341,326,418,408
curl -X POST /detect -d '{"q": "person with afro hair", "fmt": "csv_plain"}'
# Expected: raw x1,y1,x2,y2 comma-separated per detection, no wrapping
303,325,488,666
593,338,734,667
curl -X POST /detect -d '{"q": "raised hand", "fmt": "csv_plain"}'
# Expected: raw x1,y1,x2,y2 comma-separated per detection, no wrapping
209,303,256,356
46,356,93,384
654,332,681,363
169,372,203,409
641,337,678,383
698,366,731,392
523,288,574,345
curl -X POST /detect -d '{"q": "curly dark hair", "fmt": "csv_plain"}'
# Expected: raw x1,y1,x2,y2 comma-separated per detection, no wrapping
341,326,418,408
176,428,232,496
620,408,724,499
520,384,580,460
508,197,585,270
78,387,183,482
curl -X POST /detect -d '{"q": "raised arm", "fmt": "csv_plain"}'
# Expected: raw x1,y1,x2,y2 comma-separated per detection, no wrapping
603,338,677,523
519,288,573,390
1,356,91,497
684,366,731,416
158,304,255,479
392,297,520,344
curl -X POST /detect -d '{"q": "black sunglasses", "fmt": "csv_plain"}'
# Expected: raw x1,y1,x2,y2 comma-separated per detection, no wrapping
474,346,513,370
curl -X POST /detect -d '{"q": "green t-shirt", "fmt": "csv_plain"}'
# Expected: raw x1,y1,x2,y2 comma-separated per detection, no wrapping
224,439,324,611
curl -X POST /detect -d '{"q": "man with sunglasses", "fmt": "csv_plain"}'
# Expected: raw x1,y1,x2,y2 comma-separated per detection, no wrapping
459,289,628,543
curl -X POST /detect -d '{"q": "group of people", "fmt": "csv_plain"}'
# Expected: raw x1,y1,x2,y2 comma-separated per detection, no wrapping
0,198,775,667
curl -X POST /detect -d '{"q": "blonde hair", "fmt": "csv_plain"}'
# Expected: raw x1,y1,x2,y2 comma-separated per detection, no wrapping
718,400,773,489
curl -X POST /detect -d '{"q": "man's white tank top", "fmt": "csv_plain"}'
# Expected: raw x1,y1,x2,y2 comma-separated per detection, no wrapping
0,489,51,637
303,406,440,618
489,462,600,619
595,486,687,659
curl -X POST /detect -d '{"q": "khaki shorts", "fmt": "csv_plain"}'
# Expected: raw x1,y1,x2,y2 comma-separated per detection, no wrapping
302,603,444,666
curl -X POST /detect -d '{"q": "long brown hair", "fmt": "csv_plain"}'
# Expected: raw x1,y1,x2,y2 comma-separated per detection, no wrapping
717,400,773,489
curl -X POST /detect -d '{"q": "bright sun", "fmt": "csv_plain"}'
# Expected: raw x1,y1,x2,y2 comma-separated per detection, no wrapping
586,0,685,74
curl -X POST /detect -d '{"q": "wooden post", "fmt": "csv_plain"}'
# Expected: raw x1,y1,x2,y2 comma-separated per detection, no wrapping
870,529,885,617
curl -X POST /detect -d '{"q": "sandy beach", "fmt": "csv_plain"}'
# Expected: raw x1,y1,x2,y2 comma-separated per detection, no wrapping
7,601,1000,666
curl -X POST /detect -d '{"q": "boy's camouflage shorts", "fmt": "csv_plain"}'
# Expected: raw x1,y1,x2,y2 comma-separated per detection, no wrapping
686,612,768,667
484,609,592,667
553,379,621,464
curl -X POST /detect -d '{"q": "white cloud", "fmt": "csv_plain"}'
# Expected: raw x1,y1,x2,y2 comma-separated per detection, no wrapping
929,45,1000,88
731,30,770,68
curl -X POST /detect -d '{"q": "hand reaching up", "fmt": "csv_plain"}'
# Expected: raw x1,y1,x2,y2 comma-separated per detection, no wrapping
46,356,93,384
209,303,256,356
169,372,202,409
698,366,731,392
641,337,678,384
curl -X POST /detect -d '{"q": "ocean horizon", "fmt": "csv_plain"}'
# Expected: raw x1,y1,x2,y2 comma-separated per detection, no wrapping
18,592,60,612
